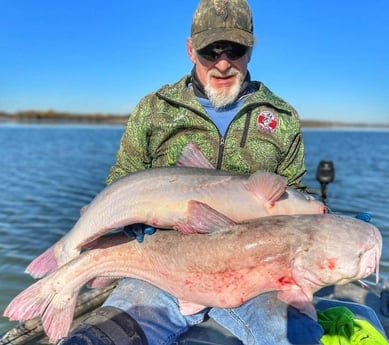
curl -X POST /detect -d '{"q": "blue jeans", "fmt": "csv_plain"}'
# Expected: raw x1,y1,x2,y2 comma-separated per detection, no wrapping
103,278,323,345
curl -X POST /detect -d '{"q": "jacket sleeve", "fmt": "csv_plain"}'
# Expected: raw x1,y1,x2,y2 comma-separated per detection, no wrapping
105,97,153,185
276,128,307,190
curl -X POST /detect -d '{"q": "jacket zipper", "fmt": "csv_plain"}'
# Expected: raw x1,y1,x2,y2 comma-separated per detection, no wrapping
240,109,252,148
216,137,225,169
157,94,273,169
216,108,252,169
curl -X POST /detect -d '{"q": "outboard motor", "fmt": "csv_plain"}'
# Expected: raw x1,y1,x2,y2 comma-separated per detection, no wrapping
316,160,335,205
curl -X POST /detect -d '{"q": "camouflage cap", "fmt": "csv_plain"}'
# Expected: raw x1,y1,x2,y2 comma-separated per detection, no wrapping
191,0,254,50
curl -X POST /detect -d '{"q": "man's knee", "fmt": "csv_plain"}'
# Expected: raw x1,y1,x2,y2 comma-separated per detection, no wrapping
59,306,148,345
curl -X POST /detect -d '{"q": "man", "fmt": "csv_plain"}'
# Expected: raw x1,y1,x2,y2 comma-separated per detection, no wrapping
61,0,323,344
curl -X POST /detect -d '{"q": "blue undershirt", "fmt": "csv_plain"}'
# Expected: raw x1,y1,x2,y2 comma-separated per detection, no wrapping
196,97,246,136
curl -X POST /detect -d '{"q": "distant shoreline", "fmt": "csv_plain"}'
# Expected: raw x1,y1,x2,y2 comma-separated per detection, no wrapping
1,110,388,128
0,110,126,125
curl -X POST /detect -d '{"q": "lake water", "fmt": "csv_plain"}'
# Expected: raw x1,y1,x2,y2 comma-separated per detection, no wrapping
0,124,388,334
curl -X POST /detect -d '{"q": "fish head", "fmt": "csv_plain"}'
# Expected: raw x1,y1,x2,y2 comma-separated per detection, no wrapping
291,216,382,292
269,188,327,216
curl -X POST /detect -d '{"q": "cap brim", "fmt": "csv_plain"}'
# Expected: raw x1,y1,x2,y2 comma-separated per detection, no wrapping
192,28,254,50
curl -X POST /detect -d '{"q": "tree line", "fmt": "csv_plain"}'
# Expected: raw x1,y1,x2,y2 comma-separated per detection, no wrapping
0,110,127,124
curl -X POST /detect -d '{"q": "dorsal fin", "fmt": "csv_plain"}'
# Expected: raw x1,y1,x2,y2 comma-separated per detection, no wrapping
177,143,215,169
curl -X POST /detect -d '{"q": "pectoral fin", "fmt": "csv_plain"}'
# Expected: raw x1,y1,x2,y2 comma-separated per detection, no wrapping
277,289,317,321
174,201,236,234
246,171,287,206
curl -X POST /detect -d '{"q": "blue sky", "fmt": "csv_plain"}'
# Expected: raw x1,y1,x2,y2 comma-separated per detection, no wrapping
1,0,388,124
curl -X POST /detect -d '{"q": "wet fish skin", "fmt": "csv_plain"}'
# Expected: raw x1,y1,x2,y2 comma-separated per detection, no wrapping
26,149,326,279
177,142,326,219
4,209,381,343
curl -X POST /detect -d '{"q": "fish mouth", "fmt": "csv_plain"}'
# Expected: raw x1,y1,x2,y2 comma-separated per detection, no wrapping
325,246,381,287
358,247,381,283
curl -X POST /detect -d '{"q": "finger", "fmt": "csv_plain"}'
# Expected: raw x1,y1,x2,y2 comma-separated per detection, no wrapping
144,227,156,235
136,233,145,243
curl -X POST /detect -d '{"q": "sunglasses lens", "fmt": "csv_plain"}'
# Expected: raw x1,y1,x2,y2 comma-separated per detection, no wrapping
197,49,218,61
198,43,248,61
226,45,248,60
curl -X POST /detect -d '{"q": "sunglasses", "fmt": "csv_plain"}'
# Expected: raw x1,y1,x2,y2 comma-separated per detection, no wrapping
197,42,249,62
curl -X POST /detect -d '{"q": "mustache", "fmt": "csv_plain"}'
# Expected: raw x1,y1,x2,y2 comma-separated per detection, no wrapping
208,67,240,79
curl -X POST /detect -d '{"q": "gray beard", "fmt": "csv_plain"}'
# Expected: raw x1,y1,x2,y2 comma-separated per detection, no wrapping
204,70,243,109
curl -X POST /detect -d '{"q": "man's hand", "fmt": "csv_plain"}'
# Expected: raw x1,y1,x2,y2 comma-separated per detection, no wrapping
123,224,156,243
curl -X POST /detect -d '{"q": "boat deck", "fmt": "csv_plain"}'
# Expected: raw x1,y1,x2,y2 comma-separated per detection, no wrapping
315,279,389,336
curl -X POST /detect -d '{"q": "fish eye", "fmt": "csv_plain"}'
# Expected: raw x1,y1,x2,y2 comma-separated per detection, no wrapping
304,194,316,201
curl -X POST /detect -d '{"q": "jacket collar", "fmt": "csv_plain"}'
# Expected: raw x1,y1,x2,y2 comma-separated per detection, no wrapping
156,74,295,116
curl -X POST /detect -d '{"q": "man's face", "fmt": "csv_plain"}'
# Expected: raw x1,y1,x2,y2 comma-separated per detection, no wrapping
187,39,251,108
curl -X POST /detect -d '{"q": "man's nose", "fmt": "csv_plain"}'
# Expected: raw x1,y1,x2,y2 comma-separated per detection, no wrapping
213,54,232,71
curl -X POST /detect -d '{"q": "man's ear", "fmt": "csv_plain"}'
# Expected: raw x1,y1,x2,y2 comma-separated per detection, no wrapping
187,38,197,64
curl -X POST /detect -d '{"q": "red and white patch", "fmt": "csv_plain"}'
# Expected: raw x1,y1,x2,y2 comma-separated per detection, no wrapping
257,111,278,134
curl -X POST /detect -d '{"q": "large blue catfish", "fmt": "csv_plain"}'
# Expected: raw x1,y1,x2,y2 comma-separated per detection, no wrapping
26,144,326,278
5,207,381,343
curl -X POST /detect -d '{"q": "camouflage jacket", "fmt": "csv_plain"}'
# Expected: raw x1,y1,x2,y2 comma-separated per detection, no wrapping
106,75,307,188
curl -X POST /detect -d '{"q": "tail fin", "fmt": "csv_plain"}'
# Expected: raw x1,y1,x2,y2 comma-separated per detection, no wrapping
4,279,47,321
25,243,60,278
4,277,77,343
41,295,77,343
